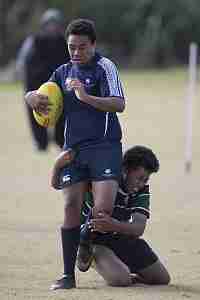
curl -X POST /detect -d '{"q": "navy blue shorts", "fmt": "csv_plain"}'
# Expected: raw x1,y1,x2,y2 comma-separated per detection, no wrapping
58,141,122,188
94,234,158,272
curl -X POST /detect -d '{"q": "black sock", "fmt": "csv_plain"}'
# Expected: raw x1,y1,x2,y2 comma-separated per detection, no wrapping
61,226,80,276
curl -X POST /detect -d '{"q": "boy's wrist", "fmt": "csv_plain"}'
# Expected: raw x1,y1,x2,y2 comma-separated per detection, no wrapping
25,91,37,108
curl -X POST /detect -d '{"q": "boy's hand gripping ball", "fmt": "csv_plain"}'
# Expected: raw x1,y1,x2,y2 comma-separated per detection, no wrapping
33,82,63,127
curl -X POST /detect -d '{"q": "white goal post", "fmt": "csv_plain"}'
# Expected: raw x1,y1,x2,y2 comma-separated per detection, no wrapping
185,42,198,173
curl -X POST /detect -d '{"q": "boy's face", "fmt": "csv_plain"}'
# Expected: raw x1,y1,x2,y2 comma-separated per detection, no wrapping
67,34,96,65
125,167,150,193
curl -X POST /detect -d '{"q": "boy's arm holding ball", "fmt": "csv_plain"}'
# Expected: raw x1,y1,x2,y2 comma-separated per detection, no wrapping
25,82,63,128
25,90,50,114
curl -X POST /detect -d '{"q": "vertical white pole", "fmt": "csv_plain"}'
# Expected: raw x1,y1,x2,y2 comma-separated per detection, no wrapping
185,43,198,173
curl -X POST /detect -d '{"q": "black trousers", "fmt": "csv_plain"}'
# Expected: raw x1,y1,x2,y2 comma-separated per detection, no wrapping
94,234,158,273
26,103,64,150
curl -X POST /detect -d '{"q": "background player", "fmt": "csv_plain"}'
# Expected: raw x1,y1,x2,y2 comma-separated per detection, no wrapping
16,8,69,150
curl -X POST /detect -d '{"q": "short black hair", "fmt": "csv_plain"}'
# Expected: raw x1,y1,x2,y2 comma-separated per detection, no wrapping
65,18,96,43
123,145,160,173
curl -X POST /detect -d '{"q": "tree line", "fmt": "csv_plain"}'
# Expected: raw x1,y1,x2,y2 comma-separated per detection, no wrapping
1,0,200,68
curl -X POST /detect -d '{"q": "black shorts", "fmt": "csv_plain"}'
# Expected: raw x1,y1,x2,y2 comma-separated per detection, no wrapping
94,234,158,272
59,141,122,187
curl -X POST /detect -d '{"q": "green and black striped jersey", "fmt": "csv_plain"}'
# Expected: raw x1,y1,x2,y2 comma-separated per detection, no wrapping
80,185,150,224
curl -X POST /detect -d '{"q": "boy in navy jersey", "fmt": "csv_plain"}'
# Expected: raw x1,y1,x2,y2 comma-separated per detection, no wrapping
25,19,125,289
77,145,170,286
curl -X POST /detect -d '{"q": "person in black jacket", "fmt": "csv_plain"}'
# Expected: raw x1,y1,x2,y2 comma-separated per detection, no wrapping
16,9,70,150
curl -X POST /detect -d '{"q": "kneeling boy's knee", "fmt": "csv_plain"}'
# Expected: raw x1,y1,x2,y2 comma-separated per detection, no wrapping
108,277,131,287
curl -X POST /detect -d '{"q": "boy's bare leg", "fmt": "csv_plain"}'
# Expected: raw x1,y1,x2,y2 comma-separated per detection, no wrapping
50,181,87,290
92,180,118,216
93,245,170,286
51,149,75,189
137,259,170,285
76,180,118,272
93,245,132,286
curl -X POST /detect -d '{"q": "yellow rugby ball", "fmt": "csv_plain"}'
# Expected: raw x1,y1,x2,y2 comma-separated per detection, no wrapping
33,82,63,128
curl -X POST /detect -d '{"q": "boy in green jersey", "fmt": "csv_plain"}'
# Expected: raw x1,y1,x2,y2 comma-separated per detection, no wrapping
51,145,170,286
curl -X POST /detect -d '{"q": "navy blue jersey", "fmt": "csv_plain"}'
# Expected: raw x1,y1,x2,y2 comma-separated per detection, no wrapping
49,53,124,149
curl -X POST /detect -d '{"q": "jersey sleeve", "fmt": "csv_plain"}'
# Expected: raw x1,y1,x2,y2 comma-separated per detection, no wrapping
97,57,125,98
131,185,150,218
49,65,65,89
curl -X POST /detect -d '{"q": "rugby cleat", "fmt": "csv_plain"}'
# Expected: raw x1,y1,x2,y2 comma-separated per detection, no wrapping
77,208,94,272
76,243,94,272
50,274,76,290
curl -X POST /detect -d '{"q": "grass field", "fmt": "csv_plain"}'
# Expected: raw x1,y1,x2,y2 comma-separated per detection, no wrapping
1,68,200,300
